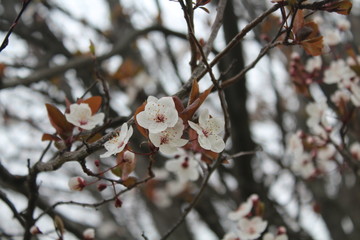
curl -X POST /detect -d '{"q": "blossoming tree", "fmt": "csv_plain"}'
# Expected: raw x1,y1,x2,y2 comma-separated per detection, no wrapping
0,0,359,240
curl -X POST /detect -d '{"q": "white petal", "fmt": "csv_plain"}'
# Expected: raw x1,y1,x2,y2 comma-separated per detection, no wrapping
208,135,225,153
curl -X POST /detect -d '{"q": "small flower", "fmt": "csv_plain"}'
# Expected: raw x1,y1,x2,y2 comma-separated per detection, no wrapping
149,119,188,154
100,123,133,158
324,59,356,85
291,152,316,179
165,152,200,182
68,177,86,191
305,56,322,73
136,96,178,133
117,150,136,180
323,29,341,46
238,217,268,240
337,19,351,31
65,103,104,130
331,90,350,106
188,109,225,153
350,142,360,160
263,232,288,240
228,199,253,221
222,232,240,240
83,228,95,240
30,226,42,235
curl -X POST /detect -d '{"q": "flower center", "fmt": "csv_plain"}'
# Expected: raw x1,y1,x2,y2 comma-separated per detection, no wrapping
202,129,209,137
79,120,88,126
155,114,166,123
248,226,256,235
160,135,169,145
181,157,189,168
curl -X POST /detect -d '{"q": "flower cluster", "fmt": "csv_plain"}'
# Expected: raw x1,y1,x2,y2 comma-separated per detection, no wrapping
100,123,133,158
223,194,268,240
286,131,336,179
136,96,226,155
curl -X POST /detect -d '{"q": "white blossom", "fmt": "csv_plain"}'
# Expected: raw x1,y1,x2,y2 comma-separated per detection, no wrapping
165,152,200,182
263,232,288,240
291,152,316,179
350,83,360,107
65,103,104,130
350,142,360,160
83,228,95,240
100,123,133,158
286,132,304,158
331,90,350,105
238,217,268,240
117,150,136,180
222,232,240,240
68,176,86,191
323,29,341,46
305,102,330,137
188,109,225,153
136,96,178,133
324,59,356,85
152,188,172,208
337,19,351,31
305,56,322,73
149,119,188,154
228,198,253,221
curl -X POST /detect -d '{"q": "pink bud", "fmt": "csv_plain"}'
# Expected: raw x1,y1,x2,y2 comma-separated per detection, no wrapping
83,228,95,240
68,177,86,191
30,225,42,235
97,183,107,192
115,197,122,208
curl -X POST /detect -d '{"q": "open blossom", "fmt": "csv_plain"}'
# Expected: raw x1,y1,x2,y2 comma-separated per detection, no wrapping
238,217,267,240
65,103,104,130
350,142,360,160
100,123,133,158
149,119,188,154
188,109,225,153
228,198,253,221
117,150,136,180
305,56,322,73
165,152,200,182
83,228,95,240
136,96,178,133
263,232,288,240
222,232,240,240
68,176,86,191
324,59,356,86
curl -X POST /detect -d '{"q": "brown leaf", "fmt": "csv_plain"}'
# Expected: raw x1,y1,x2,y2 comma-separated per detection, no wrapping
81,96,102,114
121,176,137,188
188,79,200,106
45,104,73,136
134,101,148,138
41,133,61,142
322,0,352,15
301,36,324,56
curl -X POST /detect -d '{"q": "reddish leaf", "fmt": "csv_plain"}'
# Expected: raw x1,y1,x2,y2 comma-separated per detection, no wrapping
301,36,324,56
45,104,73,135
199,7,210,14
181,85,213,121
173,96,185,113
134,101,148,138
121,176,137,188
322,0,352,15
194,0,211,8
81,96,102,114
41,133,61,142
188,79,200,106
292,10,305,36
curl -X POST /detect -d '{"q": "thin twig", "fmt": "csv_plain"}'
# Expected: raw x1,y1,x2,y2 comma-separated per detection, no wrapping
0,0,33,53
